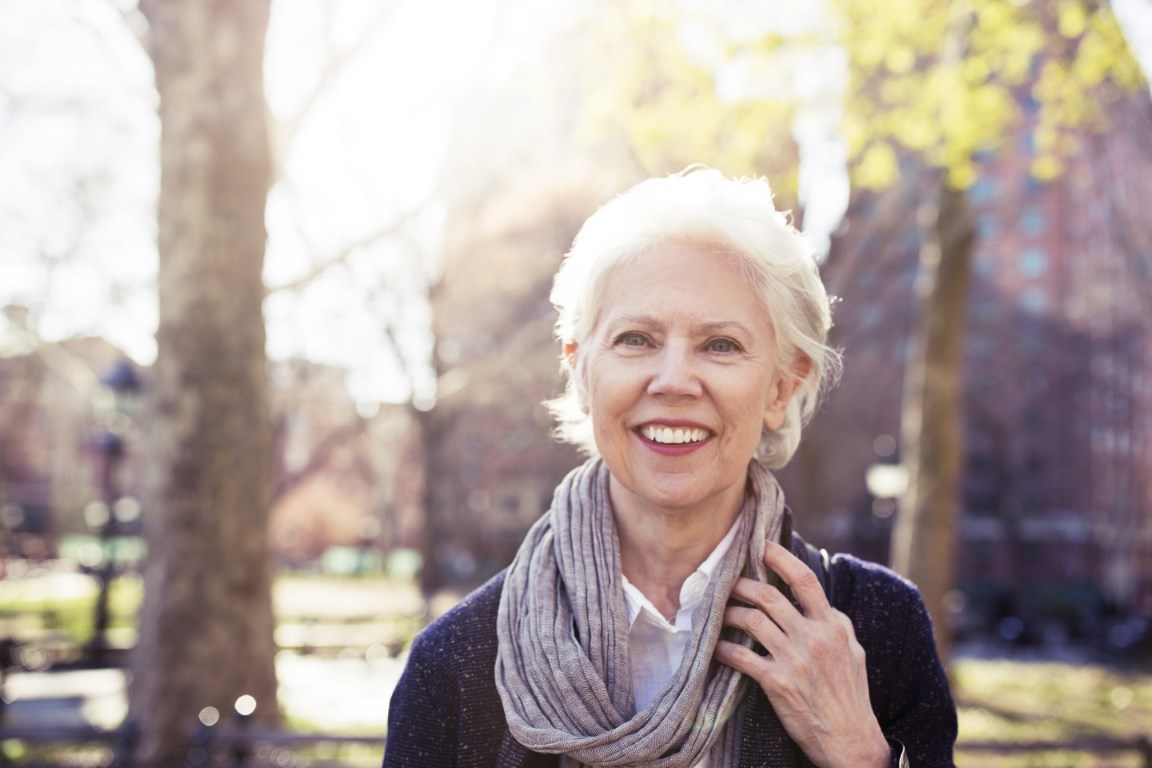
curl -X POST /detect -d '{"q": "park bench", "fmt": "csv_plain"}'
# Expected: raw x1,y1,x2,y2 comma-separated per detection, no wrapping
185,718,385,767
0,721,134,767
957,735,1152,766
3,719,1152,767
272,612,420,659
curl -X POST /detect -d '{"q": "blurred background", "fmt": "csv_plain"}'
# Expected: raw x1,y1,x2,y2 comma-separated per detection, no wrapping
1,0,1151,765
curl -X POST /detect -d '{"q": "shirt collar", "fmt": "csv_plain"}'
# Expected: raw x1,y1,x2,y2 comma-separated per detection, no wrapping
621,514,743,629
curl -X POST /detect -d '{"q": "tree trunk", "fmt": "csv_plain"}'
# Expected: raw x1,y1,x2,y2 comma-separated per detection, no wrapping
131,1,277,763
891,174,974,666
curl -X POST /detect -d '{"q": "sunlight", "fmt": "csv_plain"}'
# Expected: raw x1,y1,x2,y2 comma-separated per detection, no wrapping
262,0,562,404
0,0,558,404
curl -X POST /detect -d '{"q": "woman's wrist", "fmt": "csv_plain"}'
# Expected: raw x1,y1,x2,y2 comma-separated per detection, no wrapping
833,731,893,768
812,730,891,768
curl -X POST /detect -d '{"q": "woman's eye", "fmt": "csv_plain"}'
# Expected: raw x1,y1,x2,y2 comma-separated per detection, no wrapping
707,338,741,354
614,332,650,348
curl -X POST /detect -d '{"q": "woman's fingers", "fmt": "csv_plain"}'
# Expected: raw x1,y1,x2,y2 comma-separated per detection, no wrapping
729,575,801,634
716,538,890,767
714,636,770,682
760,539,831,617
723,603,787,650
726,538,830,638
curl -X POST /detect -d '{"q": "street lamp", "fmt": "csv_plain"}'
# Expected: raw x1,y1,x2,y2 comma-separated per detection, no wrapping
866,462,908,524
86,359,142,666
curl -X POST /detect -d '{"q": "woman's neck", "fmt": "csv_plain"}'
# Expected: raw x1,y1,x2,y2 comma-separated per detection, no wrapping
610,476,744,620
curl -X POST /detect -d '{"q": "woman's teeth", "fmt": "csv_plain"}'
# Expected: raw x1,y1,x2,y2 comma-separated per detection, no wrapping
641,425,709,445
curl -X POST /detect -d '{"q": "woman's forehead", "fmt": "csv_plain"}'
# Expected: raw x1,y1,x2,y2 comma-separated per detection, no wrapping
591,254,775,339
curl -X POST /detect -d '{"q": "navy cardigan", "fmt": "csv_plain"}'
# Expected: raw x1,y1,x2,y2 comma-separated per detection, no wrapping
383,537,957,767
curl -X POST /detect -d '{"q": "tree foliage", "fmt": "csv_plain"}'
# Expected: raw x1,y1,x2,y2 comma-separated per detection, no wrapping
812,0,1144,661
578,0,803,205
575,0,1148,663
832,0,1147,188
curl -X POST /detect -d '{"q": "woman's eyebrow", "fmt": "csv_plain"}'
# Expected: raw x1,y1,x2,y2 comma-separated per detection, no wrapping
605,314,759,342
696,320,753,336
610,315,750,331
608,314,661,329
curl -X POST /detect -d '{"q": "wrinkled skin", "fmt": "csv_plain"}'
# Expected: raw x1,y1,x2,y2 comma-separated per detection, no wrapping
715,540,891,768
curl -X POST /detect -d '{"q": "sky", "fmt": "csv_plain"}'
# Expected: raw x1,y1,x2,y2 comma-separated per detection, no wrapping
0,3,158,360
1116,0,1152,75
1,0,549,405
2,0,1150,406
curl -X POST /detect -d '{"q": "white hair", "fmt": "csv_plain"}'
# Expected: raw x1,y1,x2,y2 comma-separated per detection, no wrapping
546,167,841,468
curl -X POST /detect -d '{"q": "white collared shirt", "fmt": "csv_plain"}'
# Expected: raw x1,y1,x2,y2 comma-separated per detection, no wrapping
621,519,741,768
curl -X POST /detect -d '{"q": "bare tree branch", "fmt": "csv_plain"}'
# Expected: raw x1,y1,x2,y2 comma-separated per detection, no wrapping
272,416,367,501
87,0,150,62
263,209,421,295
272,0,406,158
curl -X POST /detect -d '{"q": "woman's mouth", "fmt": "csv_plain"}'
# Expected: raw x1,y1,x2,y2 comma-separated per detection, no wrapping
639,425,712,445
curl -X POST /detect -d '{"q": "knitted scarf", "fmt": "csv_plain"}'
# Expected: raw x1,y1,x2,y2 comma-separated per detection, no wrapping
495,458,787,767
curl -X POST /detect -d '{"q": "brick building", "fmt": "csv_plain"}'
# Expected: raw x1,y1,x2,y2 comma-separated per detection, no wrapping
0,320,423,570
0,315,139,560
421,31,1152,617
269,359,424,568
784,91,1152,621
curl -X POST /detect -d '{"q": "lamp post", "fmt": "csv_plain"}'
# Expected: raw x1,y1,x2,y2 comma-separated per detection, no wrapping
86,359,142,666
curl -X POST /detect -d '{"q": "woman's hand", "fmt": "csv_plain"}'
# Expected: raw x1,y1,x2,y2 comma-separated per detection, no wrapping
714,540,890,768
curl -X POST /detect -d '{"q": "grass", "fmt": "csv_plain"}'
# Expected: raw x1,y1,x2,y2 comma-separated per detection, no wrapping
953,656,1152,767
0,571,422,645
5,572,1152,766
0,573,142,646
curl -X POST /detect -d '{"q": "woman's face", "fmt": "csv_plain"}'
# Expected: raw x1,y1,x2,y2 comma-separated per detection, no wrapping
569,241,802,523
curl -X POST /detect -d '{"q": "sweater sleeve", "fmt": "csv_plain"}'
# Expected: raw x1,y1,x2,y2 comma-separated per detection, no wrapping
833,556,958,768
382,630,461,768
382,573,513,768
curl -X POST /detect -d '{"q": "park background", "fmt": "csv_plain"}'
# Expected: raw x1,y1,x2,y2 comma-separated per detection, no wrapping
2,0,1152,765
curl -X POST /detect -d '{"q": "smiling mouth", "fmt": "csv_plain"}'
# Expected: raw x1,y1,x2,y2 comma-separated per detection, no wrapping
639,425,712,445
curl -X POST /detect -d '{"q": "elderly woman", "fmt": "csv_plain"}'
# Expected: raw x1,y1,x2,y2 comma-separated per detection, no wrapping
383,168,956,768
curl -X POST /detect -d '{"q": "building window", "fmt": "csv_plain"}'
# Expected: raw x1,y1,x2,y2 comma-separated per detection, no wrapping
1020,89,1040,116
972,289,999,317
1020,287,1048,314
1019,246,1048,277
976,215,1000,238
1027,369,1047,393
858,305,882,330
1021,325,1045,353
500,494,521,519
974,252,997,277
967,335,993,358
969,178,998,205
901,229,920,252
1018,208,1047,237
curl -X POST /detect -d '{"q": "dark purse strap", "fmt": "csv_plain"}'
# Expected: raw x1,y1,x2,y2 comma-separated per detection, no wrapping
800,539,833,605
780,507,835,605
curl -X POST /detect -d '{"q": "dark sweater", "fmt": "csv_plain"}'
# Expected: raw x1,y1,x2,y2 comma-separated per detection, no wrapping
383,538,957,767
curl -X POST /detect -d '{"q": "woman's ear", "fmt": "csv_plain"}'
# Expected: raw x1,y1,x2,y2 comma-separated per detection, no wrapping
763,354,811,431
564,342,590,414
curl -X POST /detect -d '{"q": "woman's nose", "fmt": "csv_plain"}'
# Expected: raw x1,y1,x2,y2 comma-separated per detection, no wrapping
646,344,702,397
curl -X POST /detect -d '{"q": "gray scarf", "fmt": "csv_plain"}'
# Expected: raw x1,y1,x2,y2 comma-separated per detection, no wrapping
495,459,787,767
